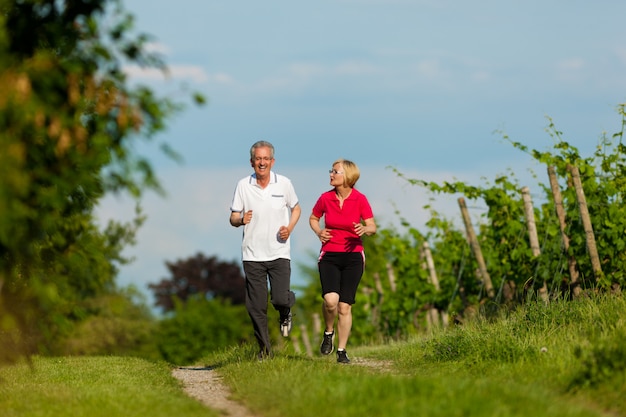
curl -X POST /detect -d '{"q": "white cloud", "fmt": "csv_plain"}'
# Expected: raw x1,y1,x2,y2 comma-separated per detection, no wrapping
144,42,170,55
557,58,585,71
123,64,214,84
334,61,380,76
167,65,210,83
415,59,443,78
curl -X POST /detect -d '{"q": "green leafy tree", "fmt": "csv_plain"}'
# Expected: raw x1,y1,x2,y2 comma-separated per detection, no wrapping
149,253,246,313
0,0,201,364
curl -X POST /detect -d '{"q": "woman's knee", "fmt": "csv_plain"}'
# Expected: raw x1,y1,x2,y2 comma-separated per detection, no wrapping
338,302,352,316
323,292,340,309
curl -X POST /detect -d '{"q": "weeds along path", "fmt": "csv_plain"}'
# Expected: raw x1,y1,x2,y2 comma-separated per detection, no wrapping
172,366,257,417
172,358,392,416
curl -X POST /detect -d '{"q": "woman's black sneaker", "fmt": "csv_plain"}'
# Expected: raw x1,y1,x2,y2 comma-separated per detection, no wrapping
336,349,350,364
320,331,334,355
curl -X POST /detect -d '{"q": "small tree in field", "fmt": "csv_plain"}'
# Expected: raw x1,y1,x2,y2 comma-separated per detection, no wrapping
149,253,246,313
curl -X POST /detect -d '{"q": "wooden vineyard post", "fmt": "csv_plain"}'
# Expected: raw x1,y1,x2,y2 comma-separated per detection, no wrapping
312,312,321,338
568,164,603,283
370,272,385,328
298,313,321,358
386,263,397,293
521,186,548,301
458,197,495,299
421,241,449,327
521,187,541,257
422,242,441,291
547,166,580,296
299,323,313,357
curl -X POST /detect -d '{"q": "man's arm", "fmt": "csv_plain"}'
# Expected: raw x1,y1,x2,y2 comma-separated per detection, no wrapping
278,204,301,241
230,211,243,227
287,203,301,233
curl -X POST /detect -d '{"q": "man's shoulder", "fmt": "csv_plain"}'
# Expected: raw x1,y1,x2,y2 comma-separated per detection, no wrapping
273,172,291,182
271,173,296,187
235,174,254,186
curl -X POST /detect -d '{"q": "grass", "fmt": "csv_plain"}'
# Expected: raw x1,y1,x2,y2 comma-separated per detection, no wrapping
1,294,625,417
205,294,626,417
0,356,217,417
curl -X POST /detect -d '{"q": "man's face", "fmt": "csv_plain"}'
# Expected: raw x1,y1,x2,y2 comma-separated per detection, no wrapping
250,146,275,178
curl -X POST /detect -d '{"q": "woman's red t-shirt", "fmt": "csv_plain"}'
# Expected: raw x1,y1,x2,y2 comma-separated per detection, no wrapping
312,188,374,253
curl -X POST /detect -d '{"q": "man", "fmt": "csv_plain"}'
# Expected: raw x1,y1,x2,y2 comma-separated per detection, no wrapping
229,140,301,360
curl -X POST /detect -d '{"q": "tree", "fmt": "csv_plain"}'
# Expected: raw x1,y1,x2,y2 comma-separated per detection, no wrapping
149,253,246,313
0,0,201,364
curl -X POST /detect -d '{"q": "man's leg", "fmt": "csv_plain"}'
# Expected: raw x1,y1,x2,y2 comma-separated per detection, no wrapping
243,261,272,355
267,258,295,313
267,258,295,336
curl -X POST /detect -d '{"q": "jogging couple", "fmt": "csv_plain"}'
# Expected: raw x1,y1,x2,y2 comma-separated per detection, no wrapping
229,141,376,364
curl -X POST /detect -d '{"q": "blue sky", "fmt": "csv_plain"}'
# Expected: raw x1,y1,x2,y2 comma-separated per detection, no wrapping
98,0,626,308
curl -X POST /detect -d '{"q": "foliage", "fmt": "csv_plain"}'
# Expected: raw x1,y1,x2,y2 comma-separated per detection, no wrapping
295,105,626,344
149,253,246,313
0,0,202,364
154,296,251,365
60,286,160,359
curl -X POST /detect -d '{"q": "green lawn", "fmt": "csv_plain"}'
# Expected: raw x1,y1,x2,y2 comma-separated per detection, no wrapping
2,295,625,417
0,356,217,417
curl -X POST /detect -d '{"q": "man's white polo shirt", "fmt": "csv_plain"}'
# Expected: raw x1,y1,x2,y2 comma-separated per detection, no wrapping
230,172,299,262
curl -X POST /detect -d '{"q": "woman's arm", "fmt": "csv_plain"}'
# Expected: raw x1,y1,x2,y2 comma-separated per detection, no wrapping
310,213,331,243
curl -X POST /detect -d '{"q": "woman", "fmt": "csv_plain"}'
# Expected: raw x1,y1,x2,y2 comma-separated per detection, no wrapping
309,158,376,364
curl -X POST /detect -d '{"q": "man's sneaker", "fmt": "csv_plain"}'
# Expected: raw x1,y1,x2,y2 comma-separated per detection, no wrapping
336,349,350,364
320,331,334,355
257,349,273,362
279,312,292,337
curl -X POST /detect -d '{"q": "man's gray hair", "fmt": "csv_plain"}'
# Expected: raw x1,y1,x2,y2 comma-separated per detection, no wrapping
249,140,275,160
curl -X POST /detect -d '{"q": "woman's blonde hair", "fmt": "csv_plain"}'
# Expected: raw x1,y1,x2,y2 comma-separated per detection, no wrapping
334,158,360,188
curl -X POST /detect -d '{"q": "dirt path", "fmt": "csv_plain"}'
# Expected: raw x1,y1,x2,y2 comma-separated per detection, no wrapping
172,358,392,416
172,366,257,417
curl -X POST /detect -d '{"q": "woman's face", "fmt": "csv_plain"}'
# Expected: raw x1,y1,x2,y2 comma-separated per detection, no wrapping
329,163,345,187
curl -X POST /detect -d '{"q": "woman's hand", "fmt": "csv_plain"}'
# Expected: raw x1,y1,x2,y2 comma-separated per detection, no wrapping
354,218,376,236
318,228,332,243
353,222,366,236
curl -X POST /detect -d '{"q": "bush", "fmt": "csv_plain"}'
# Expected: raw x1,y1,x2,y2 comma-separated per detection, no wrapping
155,297,251,365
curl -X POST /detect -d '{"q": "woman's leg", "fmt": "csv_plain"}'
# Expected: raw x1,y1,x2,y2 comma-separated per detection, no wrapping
322,292,339,332
336,302,352,350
